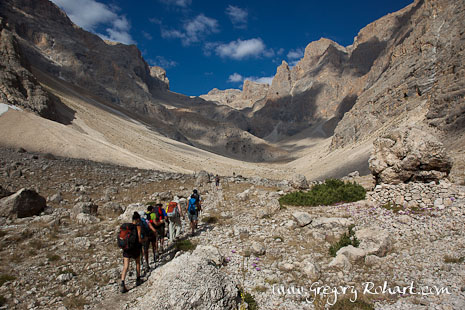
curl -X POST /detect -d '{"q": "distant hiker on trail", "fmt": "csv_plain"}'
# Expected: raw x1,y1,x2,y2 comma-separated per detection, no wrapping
187,189,202,236
215,174,220,187
166,197,184,242
118,212,144,293
140,209,157,271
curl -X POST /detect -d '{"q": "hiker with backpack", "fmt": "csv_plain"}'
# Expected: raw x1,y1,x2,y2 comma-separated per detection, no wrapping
118,212,144,293
166,197,184,242
187,189,202,236
146,203,166,253
139,210,157,272
145,205,164,258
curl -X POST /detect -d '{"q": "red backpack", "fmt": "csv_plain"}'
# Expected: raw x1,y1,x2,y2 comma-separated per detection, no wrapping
117,223,137,250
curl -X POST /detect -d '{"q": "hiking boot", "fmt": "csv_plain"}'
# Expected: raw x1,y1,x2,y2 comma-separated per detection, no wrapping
120,282,128,294
136,278,143,286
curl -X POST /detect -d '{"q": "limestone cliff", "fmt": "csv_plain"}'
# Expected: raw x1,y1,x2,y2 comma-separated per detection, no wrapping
200,80,269,110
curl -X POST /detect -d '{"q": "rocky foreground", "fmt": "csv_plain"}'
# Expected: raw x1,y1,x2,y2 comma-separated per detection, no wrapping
0,147,464,310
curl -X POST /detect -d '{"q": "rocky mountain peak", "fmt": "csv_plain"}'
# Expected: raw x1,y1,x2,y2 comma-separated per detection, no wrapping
303,37,346,60
150,66,169,90
242,80,269,101
266,60,291,99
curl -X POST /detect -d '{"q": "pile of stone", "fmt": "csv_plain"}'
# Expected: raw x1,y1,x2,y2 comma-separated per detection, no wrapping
367,180,465,208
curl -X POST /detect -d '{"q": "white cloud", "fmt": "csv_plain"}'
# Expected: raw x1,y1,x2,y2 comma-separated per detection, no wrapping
246,76,274,85
228,73,243,83
150,56,178,69
159,0,191,7
215,38,271,60
51,0,134,44
287,48,304,60
228,73,274,85
142,31,153,40
161,14,219,46
225,5,248,29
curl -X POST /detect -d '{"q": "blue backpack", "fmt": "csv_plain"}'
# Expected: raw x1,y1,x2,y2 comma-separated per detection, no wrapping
188,197,197,215
140,217,151,239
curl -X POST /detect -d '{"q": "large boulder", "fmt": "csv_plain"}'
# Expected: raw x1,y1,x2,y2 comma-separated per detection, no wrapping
290,174,309,190
99,202,123,216
129,251,240,310
0,188,46,218
118,203,146,222
72,202,98,216
369,127,452,184
195,170,210,187
310,217,354,229
355,228,393,257
292,211,313,227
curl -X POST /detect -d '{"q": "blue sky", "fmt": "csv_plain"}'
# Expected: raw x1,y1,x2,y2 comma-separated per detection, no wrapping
51,0,413,96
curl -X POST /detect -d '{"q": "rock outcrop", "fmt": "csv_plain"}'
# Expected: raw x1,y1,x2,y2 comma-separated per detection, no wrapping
369,127,452,184
130,250,239,310
331,0,465,149
0,188,46,218
200,80,269,110
0,17,60,120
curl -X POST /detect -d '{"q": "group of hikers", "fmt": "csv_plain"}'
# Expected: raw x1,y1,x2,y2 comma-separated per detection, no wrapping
117,189,202,293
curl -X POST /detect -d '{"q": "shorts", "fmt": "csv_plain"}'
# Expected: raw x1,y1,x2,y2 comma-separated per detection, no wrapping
188,212,198,222
156,223,165,238
123,244,141,259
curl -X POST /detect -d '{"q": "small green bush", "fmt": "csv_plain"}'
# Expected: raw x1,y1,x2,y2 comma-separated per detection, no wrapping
0,274,16,286
239,289,258,310
444,255,465,264
279,179,366,207
47,253,61,262
331,298,374,310
329,225,360,257
202,216,218,224
175,239,196,252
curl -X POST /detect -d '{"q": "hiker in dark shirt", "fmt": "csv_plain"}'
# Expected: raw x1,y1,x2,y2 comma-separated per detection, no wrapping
120,212,143,293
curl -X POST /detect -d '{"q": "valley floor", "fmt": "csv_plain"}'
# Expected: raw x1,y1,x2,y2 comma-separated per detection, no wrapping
0,147,464,310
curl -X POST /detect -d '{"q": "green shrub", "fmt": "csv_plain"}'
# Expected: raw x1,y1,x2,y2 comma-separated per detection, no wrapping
279,179,366,207
331,298,374,310
444,255,465,264
0,274,16,286
329,225,360,257
174,239,196,252
47,253,61,262
202,216,218,224
239,289,258,310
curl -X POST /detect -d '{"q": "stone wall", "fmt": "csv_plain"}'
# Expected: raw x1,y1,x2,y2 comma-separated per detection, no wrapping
367,180,465,209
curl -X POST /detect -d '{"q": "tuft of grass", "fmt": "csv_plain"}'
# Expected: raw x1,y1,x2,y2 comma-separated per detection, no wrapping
279,179,366,207
239,288,259,310
63,296,88,309
330,298,374,310
174,239,196,252
57,269,76,276
253,286,267,293
329,225,360,257
202,216,218,224
381,202,428,214
444,255,465,264
0,274,16,286
47,253,61,262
